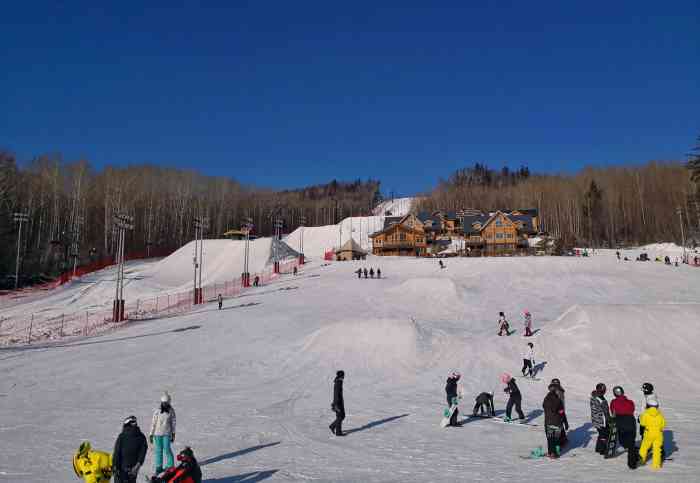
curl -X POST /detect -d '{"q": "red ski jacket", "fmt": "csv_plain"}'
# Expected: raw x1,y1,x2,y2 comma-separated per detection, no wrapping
610,395,635,416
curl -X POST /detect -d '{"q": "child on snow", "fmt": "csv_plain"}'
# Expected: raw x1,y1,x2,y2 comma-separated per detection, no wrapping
149,392,177,475
549,379,569,446
501,373,525,421
542,384,565,458
523,311,533,337
590,383,611,456
148,447,202,483
472,392,495,417
640,383,665,460
113,415,148,483
638,398,666,469
610,386,638,469
73,441,112,483
521,343,535,378
445,372,462,426
498,312,509,336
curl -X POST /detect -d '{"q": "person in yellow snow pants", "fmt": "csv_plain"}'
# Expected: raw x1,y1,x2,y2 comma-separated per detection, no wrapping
73,441,113,482
638,400,666,469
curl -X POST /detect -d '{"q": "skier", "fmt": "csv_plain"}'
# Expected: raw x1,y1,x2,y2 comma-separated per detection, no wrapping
73,441,112,483
590,383,611,456
217,294,222,310
113,415,148,483
638,398,666,469
369,268,374,279
610,386,638,469
356,268,362,279
523,310,533,337
550,378,569,447
498,312,509,336
329,370,346,436
543,383,565,458
149,392,177,475
363,268,368,279
521,343,535,378
148,447,202,483
445,372,461,426
501,373,525,422
472,391,495,417
377,268,381,279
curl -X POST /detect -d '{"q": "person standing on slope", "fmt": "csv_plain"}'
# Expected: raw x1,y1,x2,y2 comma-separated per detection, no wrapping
363,268,368,279
640,383,665,460
217,294,223,310
377,268,381,279
329,370,346,436
550,378,569,447
149,392,177,475
590,383,611,456
472,391,495,417
523,310,533,337
369,268,374,279
610,386,638,469
445,372,462,427
356,268,362,279
543,383,565,458
521,343,535,378
502,373,525,422
498,312,509,336
113,416,148,483
638,398,666,470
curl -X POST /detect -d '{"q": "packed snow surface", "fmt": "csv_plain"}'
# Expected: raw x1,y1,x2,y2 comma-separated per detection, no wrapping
372,197,414,217
1,252,699,482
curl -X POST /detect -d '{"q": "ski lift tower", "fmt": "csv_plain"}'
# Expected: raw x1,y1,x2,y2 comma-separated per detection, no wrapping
241,216,253,287
113,212,134,322
193,216,209,304
273,217,283,273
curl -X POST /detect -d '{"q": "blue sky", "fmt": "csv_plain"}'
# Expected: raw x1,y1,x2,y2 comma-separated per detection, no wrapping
1,1,698,195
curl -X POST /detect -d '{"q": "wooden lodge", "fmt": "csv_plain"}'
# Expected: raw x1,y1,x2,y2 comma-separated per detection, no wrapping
369,214,427,256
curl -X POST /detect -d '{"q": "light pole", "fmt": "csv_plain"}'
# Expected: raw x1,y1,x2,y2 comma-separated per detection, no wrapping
13,212,29,290
241,216,253,287
273,217,283,273
193,216,209,304
299,215,306,265
71,215,84,278
677,207,686,262
113,213,134,322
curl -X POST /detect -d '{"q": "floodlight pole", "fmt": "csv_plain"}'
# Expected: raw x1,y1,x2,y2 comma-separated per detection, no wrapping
677,207,686,262
299,215,306,265
13,213,29,290
113,213,134,322
273,217,283,274
242,217,253,287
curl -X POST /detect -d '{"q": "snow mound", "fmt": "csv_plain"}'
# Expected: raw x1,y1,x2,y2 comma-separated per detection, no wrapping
385,278,463,313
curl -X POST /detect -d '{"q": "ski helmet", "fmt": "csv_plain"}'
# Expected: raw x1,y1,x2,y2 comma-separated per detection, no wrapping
336,370,345,379
613,386,624,397
646,395,659,407
451,371,461,380
524,310,530,316
499,311,505,317
527,342,533,348
595,383,606,394
123,415,137,427
641,382,654,395
177,447,195,462
161,392,171,404
551,378,561,386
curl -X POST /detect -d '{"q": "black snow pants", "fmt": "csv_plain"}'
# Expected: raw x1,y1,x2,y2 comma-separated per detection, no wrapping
545,425,562,456
521,359,533,377
506,395,524,419
617,416,637,468
330,408,345,435
446,395,459,426
472,399,494,417
595,426,609,454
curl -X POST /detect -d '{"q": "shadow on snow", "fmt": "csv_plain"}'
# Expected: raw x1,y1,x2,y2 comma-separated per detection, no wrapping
204,469,278,483
344,414,410,435
200,442,281,467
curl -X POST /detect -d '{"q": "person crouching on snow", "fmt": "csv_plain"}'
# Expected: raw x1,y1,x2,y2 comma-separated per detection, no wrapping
149,392,177,474
149,447,201,483
472,392,495,417
73,441,112,483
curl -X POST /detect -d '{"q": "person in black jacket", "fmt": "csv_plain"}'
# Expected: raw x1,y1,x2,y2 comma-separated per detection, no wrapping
113,415,148,483
503,375,525,421
445,372,461,426
329,370,346,436
472,391,495,417
543,384,565,458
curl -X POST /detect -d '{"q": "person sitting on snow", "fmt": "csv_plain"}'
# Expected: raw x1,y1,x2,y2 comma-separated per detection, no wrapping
149,447,201,483
638,398,666,470
472,392,495,417
73,441,112,483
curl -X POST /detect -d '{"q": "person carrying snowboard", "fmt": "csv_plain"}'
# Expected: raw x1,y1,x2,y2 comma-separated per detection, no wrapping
638,397,666,470
550,378,569,447
498,312,509,336
543,383,565,458
610,386,638,469
501,373,525,422
521,343,535,378
148,447,202,483
590,383,611,456
149,392,177,475
113,415,148,483
523,310,533,337
445,372,462,426
472,391,495,417
329,370,346,436
217,294,223,310
73,441,112,483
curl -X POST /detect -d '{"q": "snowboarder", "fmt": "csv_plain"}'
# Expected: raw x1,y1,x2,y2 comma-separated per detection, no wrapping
329,370,346,436
501,373,525,421
113,415,148,483
543,383,565,458
253,275,260,287
438,260,445,269
616,251,621,260
521,343,535,378
369,268,374,279
445,372,461,426
73,441,112,483
293,266,298,275
638,398,666,470
550,378,569,447
363,268,368,279
590,383,611,456
217,294,223,310
356,268,362,279
472,391,495,417
149,392,177,475
610,386,638,469
640,382,665,460
498,312,509,336
523,310,533,337
148,447,202,483
377,268,381,279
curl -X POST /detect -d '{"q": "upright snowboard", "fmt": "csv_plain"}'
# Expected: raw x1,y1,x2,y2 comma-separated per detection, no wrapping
440,397,460,428
605,415,618,458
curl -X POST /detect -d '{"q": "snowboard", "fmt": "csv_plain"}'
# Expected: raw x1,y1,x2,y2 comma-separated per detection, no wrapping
440,397,460,428
490,417,539,427
604,416,618,458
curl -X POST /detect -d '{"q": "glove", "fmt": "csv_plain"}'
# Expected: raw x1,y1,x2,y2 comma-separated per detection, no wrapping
171,433,175,443
149,434,154,444
129,463,141,477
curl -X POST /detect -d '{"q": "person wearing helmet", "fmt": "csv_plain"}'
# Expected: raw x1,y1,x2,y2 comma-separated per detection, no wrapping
150,392,177,474
444,372,462,426
502,373,525,422
639,383,665,460
638,398,666,469
521,343,535,378
523,311,533,337
590,383,611,455
497,312,509,336
149,447,202,483
329,370,346,436
113,416,148,483
73,441,112,483
550,379,569,446
542,384,565,458
472,391,495,417
610,386,638,469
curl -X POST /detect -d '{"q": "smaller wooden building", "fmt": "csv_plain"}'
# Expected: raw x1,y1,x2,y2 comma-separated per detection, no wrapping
335,238,367,261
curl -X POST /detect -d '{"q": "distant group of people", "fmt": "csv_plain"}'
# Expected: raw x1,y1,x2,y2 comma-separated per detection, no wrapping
355,267,381,279
73,392,202,483
497,310,534,337
616,251,680,266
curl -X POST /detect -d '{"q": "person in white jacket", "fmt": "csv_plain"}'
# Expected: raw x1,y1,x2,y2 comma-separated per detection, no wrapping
149,392,176,474
521,343,535,378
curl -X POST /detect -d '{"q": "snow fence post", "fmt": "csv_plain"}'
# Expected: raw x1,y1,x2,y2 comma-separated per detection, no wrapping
27,314,34,345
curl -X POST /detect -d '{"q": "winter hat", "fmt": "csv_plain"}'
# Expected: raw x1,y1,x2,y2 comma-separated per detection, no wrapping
524,310,530,316
595,383,606,395
336,370,345,379
123,415,138,427
161,392,172,404
646,395,659,407
527,342,533,348
499,312,505,317
78,441,91,456
501,372,512,384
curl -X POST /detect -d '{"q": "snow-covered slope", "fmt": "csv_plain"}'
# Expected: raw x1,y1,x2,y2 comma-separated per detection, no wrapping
372,197,414,217
1,255,699,481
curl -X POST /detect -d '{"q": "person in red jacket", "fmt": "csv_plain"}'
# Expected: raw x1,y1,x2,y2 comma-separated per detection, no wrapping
610,386,638,469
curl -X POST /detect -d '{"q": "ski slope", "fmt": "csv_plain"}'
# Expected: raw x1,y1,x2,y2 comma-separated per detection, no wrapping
372,197,414,217
1,252,699,481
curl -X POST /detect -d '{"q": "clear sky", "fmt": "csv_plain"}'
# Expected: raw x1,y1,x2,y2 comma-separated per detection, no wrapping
2,1,698,195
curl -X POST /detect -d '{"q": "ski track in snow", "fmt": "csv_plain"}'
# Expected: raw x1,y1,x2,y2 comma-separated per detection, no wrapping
0,249,699,481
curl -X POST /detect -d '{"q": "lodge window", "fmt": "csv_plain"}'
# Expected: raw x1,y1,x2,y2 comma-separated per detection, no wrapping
496,233,504,239
399,233,406,241
496,219,503,227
